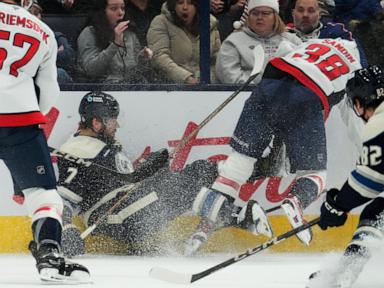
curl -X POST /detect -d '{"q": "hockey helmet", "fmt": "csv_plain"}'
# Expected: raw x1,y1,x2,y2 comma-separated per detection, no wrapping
346,65,384,109
79,91,120,126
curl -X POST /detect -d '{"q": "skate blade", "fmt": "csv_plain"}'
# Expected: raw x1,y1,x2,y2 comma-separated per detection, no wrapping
41,277,92,285
40,269,91,285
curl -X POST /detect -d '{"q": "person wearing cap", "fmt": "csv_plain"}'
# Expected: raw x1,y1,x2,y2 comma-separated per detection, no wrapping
215,0,302,84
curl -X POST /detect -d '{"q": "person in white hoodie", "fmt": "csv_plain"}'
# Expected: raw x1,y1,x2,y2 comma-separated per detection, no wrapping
215,0,302,84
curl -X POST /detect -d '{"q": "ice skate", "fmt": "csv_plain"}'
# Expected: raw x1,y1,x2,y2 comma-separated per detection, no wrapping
281,195,312,245
234,200,273,238
29,241,90,284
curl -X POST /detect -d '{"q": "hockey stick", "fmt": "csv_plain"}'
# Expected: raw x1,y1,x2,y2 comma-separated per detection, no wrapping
49,147,123,174
149,217,320,284
170,44,265,157
266,205,281,213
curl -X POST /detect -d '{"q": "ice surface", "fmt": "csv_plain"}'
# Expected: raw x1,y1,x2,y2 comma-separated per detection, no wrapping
0,252,381,287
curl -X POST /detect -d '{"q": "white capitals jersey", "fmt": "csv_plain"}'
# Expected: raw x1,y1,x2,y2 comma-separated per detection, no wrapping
0,2,59,127
270,38,362,118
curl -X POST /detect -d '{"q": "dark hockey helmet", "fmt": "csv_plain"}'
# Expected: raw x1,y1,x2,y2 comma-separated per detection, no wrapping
346,65,384,109
79,91,119,127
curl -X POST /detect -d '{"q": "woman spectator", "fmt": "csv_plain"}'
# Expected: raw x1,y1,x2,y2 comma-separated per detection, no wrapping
147,0,221,84
77,0,152,83
215,0,301,84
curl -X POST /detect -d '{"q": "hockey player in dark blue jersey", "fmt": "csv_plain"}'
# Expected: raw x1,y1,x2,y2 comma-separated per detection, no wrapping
307,65,384,288
56,91,222,256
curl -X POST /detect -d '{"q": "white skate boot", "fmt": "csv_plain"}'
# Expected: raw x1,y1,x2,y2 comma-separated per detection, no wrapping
234,200,273,238
281,195,312,245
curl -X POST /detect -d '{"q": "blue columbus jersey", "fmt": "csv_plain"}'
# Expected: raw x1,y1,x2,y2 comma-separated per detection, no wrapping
348,102,384,198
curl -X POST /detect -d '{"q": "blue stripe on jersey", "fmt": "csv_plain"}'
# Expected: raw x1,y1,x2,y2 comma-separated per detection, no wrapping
352,170,384,194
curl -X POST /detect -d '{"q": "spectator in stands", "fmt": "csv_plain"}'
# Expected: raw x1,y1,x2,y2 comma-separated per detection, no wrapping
147,0,221,84
38,0,95,14
77,0,152,83
29,0,75,83
210,0,247,41
289,0,368,67
279,0,334,23
125,0,164,46
334,0,384,24
215,0,301,84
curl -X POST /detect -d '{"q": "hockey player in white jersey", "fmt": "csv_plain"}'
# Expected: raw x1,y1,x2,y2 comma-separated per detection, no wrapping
185,37,363,255
0,0,89,283
306,65,384,288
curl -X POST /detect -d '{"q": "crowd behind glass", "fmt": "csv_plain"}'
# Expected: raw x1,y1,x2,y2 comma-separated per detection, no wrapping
31,0,384,85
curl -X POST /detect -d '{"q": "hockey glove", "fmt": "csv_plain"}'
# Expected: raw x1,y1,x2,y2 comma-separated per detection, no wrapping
318,189,348,230
131,148,169,182
61,224,85,257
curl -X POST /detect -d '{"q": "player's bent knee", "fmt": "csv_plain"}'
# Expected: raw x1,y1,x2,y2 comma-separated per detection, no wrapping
212,150,256,199
23,188,63,224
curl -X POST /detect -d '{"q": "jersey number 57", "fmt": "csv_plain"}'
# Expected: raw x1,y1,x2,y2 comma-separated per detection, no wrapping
0,29,40,77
